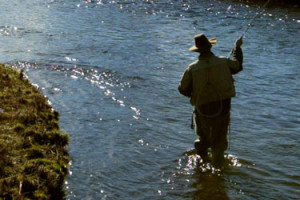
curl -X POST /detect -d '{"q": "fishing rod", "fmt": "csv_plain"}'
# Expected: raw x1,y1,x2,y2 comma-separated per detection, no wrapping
225,0,272,150
241,0,272,37
228,0,272,57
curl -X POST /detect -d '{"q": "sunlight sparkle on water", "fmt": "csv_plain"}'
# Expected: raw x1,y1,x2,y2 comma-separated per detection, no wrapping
70,75,78,79
227,5,232,12
177,151,243,175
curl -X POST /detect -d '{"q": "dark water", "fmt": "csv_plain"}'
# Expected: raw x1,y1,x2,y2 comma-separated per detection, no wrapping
1,0,299,199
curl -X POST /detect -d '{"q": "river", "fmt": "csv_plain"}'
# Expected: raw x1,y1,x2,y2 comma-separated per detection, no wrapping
0,0,299,199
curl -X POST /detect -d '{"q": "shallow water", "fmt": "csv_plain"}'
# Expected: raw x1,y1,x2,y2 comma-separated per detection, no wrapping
1,0,299,199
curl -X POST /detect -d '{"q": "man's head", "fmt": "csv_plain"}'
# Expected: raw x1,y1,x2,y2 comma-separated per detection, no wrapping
189,33,217,53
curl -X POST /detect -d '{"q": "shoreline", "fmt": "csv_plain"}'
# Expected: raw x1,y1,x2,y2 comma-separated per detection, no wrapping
229,0,299,8
0,64,70,200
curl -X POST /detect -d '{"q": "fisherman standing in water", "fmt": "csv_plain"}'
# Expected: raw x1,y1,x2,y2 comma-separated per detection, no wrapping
178,34,243,167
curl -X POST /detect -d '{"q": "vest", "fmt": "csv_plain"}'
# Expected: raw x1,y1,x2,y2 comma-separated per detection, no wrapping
189,55,236,106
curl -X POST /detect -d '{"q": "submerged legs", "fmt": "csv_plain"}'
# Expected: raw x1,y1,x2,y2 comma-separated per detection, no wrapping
194,110,230,167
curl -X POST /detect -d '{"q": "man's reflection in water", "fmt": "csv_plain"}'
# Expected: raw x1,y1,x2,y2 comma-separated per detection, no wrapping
192,171,229,200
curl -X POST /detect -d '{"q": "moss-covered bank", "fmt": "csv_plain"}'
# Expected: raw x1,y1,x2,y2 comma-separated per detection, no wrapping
0,64,70,200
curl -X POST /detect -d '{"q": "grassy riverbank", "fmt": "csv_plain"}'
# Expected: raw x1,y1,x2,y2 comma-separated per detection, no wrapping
0,64,70,200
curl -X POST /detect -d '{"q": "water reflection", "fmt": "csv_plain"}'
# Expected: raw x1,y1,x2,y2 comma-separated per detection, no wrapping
192,173,229,200
168,151,243,199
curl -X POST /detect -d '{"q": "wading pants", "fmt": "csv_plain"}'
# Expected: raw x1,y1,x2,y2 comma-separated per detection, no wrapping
194,109,230,166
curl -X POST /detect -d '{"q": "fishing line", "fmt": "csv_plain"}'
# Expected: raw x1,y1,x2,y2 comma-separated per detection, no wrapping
227,0,271,150
228,0,272,57
241,0,272,37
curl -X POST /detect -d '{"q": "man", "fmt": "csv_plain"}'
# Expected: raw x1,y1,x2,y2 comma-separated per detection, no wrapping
178,33,243,167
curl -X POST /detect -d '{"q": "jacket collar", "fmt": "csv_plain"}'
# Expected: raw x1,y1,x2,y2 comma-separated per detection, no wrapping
198,51,215,60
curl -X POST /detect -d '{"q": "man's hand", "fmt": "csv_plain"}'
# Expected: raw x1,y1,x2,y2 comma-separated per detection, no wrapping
235,36,243,48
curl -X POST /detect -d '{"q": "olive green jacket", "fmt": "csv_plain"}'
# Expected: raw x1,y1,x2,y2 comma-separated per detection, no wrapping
178,47,243,106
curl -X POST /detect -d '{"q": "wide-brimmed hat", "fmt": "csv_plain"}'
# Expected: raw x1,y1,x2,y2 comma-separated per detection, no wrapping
189,33,217,52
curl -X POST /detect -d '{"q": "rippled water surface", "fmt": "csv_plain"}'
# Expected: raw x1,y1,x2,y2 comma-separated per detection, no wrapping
1,0,299,199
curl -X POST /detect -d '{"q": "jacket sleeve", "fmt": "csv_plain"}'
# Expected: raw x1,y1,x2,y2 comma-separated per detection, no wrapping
178,67,193,97
229,46,243,74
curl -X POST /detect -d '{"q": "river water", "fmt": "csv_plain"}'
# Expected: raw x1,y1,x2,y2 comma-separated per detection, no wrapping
1,0,299,199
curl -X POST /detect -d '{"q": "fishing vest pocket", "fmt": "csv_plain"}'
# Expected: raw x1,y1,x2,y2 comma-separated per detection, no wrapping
215,78,236,99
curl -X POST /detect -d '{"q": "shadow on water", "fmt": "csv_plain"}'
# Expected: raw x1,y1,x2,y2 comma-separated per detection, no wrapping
192,172,229,200
163,150,247,200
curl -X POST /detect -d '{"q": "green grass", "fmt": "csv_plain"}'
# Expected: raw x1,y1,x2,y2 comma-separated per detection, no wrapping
0,63,70,200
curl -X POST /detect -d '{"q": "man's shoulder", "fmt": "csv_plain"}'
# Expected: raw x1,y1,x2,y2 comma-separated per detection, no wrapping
210,55,231,65
188,60,199,67
214,55,228,61
187,60,200,70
